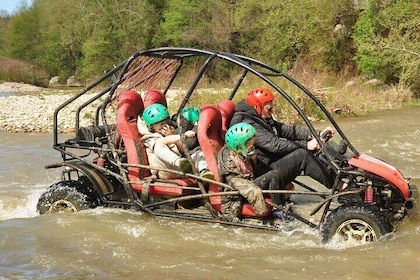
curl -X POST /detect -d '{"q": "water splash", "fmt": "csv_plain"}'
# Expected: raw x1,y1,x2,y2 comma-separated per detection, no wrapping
0,188,44,220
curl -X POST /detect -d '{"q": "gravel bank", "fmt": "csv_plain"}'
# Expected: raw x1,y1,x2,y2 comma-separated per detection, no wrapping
0,82,99,133
0,82,180,133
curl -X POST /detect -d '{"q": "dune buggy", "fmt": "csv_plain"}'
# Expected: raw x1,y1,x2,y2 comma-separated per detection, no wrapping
37,48,417,245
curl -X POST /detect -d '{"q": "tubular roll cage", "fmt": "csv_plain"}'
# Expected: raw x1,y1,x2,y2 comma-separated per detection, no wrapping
52,47,358,159
48,47,375,227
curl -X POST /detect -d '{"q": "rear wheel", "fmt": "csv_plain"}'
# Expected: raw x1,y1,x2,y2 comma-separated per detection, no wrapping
321,203,393,245
37,181,100,214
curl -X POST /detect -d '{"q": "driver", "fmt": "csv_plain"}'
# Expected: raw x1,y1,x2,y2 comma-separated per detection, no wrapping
229,87,335,189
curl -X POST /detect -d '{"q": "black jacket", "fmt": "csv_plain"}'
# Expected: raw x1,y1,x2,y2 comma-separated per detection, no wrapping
229,100,314,165
171,114,200,152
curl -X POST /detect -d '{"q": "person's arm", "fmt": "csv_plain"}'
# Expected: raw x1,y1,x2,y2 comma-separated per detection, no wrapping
157,134,181,145
253,121,305,156
275,121,313,141
184,125,200,150
157,130,195,145
272,120,338,152
306,126,336,151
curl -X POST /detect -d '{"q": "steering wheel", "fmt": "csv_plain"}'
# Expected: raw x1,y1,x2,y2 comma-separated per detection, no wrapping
316,129,348,170
320,129,333,143
314,129,333,160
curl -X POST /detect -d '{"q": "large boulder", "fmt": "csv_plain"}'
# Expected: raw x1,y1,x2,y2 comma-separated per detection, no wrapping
67,75,83,87
49,76,63,87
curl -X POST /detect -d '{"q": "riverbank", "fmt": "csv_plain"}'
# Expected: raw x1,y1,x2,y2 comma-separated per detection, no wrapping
0,82,182,133
0,81,417,133
0,82,93,133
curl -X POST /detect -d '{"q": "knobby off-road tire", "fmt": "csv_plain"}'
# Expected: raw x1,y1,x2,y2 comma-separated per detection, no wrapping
37,180,100,214
321,203,393,244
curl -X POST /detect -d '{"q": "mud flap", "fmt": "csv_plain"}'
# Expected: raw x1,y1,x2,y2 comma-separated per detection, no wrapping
46,161,114,196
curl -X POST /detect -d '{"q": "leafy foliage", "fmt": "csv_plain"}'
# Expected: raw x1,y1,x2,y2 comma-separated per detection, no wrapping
80,0,160,79
0,0,418,93
353,0,420,93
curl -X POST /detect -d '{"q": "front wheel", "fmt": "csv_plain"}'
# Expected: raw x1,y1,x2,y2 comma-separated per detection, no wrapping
321,203,393,245
37,181,100,214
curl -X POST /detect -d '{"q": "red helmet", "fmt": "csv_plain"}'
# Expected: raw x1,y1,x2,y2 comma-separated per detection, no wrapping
245,88,274,115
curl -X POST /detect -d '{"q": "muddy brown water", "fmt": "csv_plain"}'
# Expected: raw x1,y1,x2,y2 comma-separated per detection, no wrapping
1,107,419,279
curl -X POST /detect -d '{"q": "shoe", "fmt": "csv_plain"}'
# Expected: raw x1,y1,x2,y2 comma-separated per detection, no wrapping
177,158,192,173
222,200,242,222
271,210,294,223
284,198,295,206
200,169,214,180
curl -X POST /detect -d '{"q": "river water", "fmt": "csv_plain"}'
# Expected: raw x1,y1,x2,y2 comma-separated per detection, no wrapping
0,107,419,279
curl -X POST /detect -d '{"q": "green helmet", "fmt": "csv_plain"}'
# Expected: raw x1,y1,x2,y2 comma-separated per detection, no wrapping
142,103,169,128
181,107,200,125
225,122,256,157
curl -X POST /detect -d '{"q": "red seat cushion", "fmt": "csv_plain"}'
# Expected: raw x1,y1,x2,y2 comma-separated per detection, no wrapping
218,100,235,138
197,104,223,210
143,89,167,108
117,90,198,196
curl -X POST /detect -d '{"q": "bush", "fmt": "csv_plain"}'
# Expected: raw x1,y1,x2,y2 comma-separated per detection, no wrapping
0,56,48,86
353,0,420,91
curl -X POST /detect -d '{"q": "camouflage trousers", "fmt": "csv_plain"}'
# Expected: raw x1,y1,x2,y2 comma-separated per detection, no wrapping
222,182,268,221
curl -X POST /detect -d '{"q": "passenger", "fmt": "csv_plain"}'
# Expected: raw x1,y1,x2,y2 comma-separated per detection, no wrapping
137,90,167,135
230,87,335,189
141,103,213,180
218,122,293,222
178,107,214,179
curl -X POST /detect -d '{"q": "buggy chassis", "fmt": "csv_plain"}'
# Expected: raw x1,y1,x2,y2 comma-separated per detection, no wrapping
37,48,417,244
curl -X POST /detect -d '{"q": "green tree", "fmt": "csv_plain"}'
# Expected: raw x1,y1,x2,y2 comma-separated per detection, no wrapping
32,0,88,79
309,0,358,73
354,0,420,91
80,0,160,79
6,0,161,80
3,0,419,95
6,0,87,79
7,5,42,62
0,11,11,56
159,0,237,51
233,0,358,72
234,0,312,69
